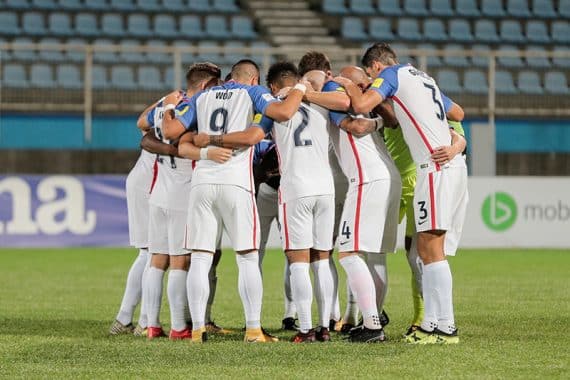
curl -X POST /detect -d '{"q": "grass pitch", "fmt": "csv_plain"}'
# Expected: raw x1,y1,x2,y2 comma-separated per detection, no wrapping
0,248,568,379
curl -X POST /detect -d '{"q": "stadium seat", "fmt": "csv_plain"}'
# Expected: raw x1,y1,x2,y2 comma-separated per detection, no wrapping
455,0,480,17
231,16,257,39
119,39,145,63
531,0,557,18
397,18,422,41
430,0,454,16
188,0,211,12
464,69,488,94
497,45,524,68
127,14,152,37
138,66,163,90
544,71,569,94
3,64,28,87
481,0,506,17
205,15,230,39
5,0,30,10
213,0,240,13
198,40,222,63
449,19,474,42
560,0,570,18
23,12,47,36
378,0,403,16
49,13,73,37
136,0,162,11
11,37,37,62
91,65,109,89
323,0,349,14
525,46,551,68
145,39,171,64
172,40,196,63
369,18,395,40
65,38,87,62
111,65,137,90
552,21,570,44
391,43,415,65
437,69,462,93
56,64,82,89
75,13,99,37
500,20,526,44
58,0,83,10
167,0,187,12
552,46,570,68
475,19,500,43
342,17,368,40
495,71,517,94
250,41,271,63
443,44,470,67
93,38,118,63
0,12,21,36
423,18,447,42
154,14,177,38
0,38,12,61
30,63,55,88
180,15,204,38
526,21,550,44
164,66,175,88
224,40,245,64
517,70,543,94
417,43,442,67
102,14,126,37
39,37,65,62
85,0,108,10
349,0,376,15
111,0,136,11
507,0,532,18
471,44,491,67
404,0,429,16
32,0,57,9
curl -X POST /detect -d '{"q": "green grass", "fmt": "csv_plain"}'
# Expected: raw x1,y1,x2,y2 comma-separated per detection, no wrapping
0,248,568,379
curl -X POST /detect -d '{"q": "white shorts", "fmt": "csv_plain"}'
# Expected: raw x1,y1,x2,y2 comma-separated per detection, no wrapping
414,165,469,256
380,176,402,254
333,175,349,243
278,194,334,251
338,180,392,253
126,152,157,248
186,184,260,252
148,204,188,256
256,183,279,252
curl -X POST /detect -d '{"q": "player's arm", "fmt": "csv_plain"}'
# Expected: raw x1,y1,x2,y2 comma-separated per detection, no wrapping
372,102,399,129
263,86,305,122
446,102,464,122
177,132,232,163
303,80,350,111
140,131,178,156
161,92,189,140
194,115,273,149
338,116,383,137
333,76,383,115
431,126,467,164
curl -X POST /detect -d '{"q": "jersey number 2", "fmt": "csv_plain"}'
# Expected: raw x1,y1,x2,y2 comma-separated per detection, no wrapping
210,107,228,133
423,83,445,121
293,107,312,147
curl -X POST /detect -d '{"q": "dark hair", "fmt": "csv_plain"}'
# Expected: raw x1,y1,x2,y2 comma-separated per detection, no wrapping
186,62,222,88
298,51,331,76
231,59,260,78
361,43,398,68
266,61,299,87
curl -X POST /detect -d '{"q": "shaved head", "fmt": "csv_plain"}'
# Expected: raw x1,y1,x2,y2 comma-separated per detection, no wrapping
302,70,327,92
231,59,260,85
339,66,371,90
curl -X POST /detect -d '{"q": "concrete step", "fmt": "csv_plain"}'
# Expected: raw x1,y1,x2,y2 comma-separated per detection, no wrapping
267,26,329,35
249,1,309,9
273,35,337,45
258,18,323,27
253,10,317,18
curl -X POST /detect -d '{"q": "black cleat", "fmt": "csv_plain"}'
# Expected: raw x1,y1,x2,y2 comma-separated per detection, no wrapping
403,324,421,338
340,323,356,334
315,326,331,342
281,317,299,331
347,326,386,343
380,310,390,327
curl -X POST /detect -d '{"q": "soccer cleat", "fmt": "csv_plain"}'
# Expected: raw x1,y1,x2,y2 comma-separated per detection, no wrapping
291,329,316,343
380,310,390,327
147,326,167,339
281,317,299,331
329,319,343,332
169,328,192,340
347,326,386,343
433,328,459,344
133,324,147,337
340,322,356,334
244,327,279,343
109,320,134,335
315,327,331,342
404,328,438,344
403,324,421,338
205,321,233,335
192,327,207,343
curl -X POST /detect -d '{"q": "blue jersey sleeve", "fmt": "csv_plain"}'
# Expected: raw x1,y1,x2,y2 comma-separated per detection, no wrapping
247,85,278,114
322,80,345,93
329,110,349,127
175,95,198,131
146,107,155,127
370,66,399,99
251,113,274,134
253,140,274,166
441,92,453,113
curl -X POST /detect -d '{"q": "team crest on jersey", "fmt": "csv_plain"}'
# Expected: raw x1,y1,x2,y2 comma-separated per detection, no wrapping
371,78,384,88
252,113,262,124
262,93,274,101
175,105,189,116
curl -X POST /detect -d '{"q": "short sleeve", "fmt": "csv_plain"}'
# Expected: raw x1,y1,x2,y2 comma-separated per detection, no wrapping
146,107,155,127
329,110,349,127
251,113,274,134
448,120,465,137
322,80,345,93
247,85,278,114
369,66,398,99
175,95,198,131
441,92,453,113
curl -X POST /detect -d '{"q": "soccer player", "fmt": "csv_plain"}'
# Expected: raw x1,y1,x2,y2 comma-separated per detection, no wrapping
163,59,305,343
334,43,468,344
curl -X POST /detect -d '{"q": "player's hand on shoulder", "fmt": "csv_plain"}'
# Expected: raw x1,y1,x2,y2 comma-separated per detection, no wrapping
332,76,352,88
164,90,184,106
208,147,233,163
431,146,459,165
193,133,210,148
276,86,292,99
299,79,314,92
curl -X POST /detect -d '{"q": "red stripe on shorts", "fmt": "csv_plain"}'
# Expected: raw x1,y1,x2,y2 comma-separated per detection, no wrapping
347,133,363,252
249,147,257,248
149,157,158,194
282,203,290,251
428,172,437,230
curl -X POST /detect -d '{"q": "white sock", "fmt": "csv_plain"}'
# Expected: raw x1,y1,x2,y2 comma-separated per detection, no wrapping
343,281,360,325
187,252,213,330
283,260,297,319
145,266,165,328
311,258,334,327
423,260,455,333
366,253,388,313
116,248,149,326
289,262,313,333
205,267,217,324
340,255,381,330
236,252,263,329
137,255,151,328
329,255,341,321
407,235,423,294
167,269,188,331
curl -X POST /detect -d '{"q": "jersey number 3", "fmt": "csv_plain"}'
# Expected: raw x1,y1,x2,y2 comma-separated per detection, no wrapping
293,107,312,147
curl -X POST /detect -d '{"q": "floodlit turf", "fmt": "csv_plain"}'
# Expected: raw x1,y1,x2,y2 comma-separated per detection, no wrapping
0,248,568,379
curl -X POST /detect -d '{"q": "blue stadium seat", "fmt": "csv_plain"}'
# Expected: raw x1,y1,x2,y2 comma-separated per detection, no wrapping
500,20,526,44
423,18,447,42
369,18,394,40
481,0,506,17
102,13,126,37
127,14,152,37
437,69,462,93
342,17,368,40
145,39,171,64
561,0,570,18
11,37,37,61
30,63,55,88
3,64,28,87
85,0,108,10
111,65,137,90
471,44,491,67
75,13,99,37
398,18,422,41
497,45,524,68
464,69,488,94
180,15,203,38
91,65,109,89
455,0,480,17
552,21,570,44
49,12,73,36
138,65,162,90
0,12,20,36
172,40,196,63
526,21,550,44
119,39,145,63
58,0,83,10
224,40,245,64
65,37,86,62
552,46,570,68
0,38,12,61
250,41,271,63
57,64,82,89
31,0,57,9
378,0,403,16
390,43,415,65
93,38,118,63
23,12,47,36
167,0,187,11
495,70,517,94
430,0,454,16
164,66,175,88
544,71,569,94
206,15,230,39
449,19,474,42
349,0,375,14
404,0,429,16
136,0,162,11
231,16,257,39
5,0,30,10
198,41,222,63
475,20,500,43
507,0,531,18
213,0,240,13
323,0,349,14
154,14,177,38
531,0,557,18
517,70,543,94
443,44,470,67
111,0,136,11
525,46,551,68
39,37,65,62
417,43,442,67
188,0,210,12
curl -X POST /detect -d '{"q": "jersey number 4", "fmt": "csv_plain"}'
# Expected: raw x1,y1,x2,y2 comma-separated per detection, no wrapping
293,107,312,147
423,83,445,121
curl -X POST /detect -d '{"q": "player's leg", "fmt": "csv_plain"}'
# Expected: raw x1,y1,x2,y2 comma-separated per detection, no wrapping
330,175,348,329
205,247,232,334
256,183,279,270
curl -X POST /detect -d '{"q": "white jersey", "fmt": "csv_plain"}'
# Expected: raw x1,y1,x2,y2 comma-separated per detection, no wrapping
273,103,334,203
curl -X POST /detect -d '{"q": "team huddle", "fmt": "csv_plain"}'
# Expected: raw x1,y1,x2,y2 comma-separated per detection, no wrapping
109,43,469,344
